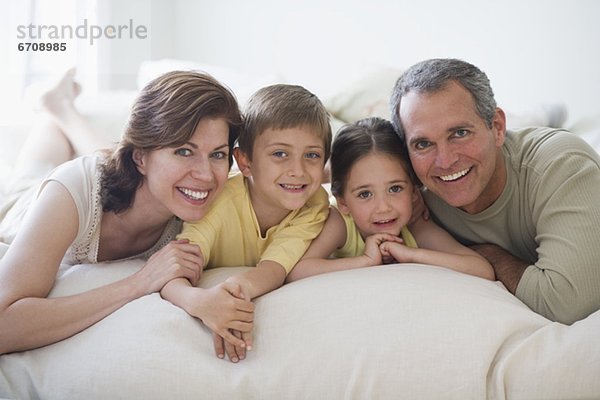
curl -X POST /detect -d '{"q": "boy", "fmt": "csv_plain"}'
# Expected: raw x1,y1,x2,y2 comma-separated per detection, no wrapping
160,84,331,363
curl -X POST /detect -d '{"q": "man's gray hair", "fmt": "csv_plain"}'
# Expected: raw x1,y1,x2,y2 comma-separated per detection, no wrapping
390,58,497,141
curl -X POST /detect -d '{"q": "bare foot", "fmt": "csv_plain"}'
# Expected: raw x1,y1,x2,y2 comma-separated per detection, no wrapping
40,68,82,118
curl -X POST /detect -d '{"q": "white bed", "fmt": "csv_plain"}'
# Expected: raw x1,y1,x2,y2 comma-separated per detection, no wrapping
1,241,598,399
1,60,600,399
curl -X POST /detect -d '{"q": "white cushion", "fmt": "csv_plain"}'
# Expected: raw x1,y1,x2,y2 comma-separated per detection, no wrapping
5,258,598,399
324,67,569,131
325,67,401,123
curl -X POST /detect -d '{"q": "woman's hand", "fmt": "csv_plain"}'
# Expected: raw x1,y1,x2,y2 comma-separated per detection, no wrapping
133,239,204,295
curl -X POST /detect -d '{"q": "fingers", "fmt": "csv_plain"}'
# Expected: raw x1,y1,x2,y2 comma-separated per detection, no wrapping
223,336,241,363
379,241,393,253
219,328,246,356
232,297,255,314
241,329,253,351
213,332,225,360
213,331,247,363
222,280,250,301
223,281,243,299
232,330,246,361
212,331,249,363
159,240,205,284
228,320,253,332
172,257,204,285
379,242,390,256
379,233,404,244
367,233,403,245
222,328,245,348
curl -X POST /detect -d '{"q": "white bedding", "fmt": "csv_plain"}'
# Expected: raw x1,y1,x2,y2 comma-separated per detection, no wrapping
1,245,599,399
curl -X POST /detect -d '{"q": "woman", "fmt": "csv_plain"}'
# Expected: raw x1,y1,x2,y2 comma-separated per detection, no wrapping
0,69,244,354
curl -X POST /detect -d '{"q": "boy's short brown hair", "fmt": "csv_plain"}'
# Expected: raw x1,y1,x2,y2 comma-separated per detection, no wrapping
238,84,332,161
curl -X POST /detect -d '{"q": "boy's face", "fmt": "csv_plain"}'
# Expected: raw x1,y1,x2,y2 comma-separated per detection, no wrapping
337,153,416,239
235,126,326,220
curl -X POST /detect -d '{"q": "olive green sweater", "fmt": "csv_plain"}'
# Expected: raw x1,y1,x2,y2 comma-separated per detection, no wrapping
424,127,600,324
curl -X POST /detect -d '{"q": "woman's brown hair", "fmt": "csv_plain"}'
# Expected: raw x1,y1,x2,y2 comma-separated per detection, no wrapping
100,71,243,213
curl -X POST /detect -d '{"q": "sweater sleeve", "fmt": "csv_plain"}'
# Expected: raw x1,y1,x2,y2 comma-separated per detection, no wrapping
516,134,600,324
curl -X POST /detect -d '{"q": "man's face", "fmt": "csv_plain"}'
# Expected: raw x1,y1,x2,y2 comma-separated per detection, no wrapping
398,80,507,214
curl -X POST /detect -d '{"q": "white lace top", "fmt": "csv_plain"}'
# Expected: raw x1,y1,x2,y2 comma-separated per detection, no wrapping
45,155,181,265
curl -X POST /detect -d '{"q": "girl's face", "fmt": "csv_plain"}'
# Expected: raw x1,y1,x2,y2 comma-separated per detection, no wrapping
135,117,231,222
337,152,417,239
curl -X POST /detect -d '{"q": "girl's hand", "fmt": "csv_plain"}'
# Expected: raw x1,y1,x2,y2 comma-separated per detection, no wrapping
134,239,204,295
364,233,403,265
380,240,414,263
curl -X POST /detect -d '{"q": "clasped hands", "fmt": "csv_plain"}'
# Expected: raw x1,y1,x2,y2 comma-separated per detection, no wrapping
363,233,411,265
197,279,255,363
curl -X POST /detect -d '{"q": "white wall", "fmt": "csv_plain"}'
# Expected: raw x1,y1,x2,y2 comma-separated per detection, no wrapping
2,0,598,126
96,0,176,90
168,0,600,125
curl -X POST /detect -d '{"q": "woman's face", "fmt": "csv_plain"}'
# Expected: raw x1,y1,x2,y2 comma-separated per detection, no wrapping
135,117,231,222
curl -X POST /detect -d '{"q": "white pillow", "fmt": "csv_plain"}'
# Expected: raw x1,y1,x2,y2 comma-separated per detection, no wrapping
4,260,585,399
325,67,402,123
490,308,600,399
324,67,569,131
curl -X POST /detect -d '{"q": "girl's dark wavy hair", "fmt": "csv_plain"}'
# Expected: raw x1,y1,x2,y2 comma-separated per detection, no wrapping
330,116,418,197
100,71,243,213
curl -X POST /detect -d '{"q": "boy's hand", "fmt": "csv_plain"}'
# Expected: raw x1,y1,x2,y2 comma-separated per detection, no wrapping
211,280,254,362
192,282,254,349
221,279,254,350
213,329,249,363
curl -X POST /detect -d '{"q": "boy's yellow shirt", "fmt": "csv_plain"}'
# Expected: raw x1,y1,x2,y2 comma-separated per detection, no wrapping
178,173,329,273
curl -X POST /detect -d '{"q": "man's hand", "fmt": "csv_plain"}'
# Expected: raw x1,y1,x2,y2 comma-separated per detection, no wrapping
409,188,430,225
470,244,529,293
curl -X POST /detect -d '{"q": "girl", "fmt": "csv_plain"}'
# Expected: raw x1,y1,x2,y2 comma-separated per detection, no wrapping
0,70,251,354
286,117,495,282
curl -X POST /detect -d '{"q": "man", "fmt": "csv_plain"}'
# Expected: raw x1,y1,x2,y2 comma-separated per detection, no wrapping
390,58,600,324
